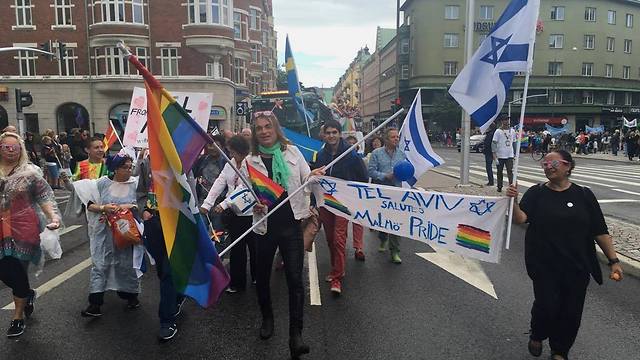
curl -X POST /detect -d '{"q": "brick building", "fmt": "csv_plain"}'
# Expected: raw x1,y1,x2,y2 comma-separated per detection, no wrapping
0,0,278,134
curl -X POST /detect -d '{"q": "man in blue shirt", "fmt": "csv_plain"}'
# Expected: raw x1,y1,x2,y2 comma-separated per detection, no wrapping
367,128,406,264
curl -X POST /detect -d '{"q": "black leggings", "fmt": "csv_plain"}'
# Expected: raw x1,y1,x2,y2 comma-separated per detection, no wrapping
0,256,31,298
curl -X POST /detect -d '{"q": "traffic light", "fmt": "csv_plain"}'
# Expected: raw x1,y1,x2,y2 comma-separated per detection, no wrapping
15,89,33,113
57,41,66,62
39,40,54,61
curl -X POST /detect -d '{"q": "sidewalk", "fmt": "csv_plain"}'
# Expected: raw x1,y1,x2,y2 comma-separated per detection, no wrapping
572,152,640,164
416,170,640,278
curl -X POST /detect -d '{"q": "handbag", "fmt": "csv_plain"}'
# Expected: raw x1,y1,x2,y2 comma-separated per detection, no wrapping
106,209,142,249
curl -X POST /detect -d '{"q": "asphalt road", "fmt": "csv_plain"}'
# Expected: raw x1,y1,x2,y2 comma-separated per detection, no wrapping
2,210,639,359
434,147,640,225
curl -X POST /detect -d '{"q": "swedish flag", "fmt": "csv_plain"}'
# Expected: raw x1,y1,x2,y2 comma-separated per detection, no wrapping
285,35,312,131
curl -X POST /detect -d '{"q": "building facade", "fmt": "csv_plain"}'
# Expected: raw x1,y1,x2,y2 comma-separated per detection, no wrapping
333,46,371,110
0,0,278,134
399,0,640,132
361,27,397,131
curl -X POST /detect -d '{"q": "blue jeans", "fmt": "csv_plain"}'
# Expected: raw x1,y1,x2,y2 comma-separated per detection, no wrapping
484,153,494,185
144,215,185,326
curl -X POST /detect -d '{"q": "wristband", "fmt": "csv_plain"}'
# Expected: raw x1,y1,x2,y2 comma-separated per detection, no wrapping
607,258,620,266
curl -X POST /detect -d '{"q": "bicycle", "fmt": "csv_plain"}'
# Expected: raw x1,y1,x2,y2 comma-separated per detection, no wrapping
531,146,546,161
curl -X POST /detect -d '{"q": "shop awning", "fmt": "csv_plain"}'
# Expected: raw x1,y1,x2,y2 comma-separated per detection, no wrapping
524,116,565,126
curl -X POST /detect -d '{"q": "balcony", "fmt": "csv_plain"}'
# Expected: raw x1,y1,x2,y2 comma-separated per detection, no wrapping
183,26,235,57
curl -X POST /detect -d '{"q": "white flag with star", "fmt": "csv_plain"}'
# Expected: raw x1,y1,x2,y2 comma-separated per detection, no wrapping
448,0,541,133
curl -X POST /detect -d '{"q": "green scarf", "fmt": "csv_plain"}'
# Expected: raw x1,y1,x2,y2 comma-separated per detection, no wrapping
258,142,290,189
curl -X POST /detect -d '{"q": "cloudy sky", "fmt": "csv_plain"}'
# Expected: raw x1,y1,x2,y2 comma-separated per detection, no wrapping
272,0,397,88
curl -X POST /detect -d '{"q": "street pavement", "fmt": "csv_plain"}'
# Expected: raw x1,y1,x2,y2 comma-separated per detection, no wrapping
2,173,640,359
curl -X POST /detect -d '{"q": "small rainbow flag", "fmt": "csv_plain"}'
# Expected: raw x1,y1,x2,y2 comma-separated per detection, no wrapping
103,120,119,150
455,224,491,253
247,163,285,208
323,193,351,216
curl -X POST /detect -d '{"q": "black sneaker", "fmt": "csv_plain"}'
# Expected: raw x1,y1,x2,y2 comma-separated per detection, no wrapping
24,289,36,319
7,319,25,338
225,287,238,294
158,323,178,342
173,297,186,318
81,304,103,317
127,298,141,310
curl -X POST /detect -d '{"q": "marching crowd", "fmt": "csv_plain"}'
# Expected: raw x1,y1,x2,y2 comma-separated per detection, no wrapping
0,113,626,360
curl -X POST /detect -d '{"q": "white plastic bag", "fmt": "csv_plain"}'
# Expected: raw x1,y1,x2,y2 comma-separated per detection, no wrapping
40,228,63,259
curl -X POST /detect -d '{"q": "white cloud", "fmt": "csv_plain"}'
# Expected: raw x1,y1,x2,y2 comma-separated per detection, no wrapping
273,0,396,87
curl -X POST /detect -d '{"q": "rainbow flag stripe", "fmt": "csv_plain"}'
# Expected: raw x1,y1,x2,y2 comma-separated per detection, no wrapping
455,224,491,253
324,193,351,216
247,163,285,208
131,54,229,308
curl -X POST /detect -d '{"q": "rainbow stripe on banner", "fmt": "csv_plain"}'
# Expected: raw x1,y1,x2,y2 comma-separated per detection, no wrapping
247,163,285,208
455,224,491,253
323,193,351,216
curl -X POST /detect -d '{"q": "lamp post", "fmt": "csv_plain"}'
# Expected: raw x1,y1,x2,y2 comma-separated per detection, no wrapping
459,0,475,185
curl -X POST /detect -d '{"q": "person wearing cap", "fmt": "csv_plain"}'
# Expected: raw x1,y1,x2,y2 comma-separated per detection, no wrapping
492,116,516,192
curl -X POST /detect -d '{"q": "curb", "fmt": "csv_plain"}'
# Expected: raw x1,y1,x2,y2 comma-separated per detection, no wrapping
430,168,485,187
596,248,640,280
571,154,637,164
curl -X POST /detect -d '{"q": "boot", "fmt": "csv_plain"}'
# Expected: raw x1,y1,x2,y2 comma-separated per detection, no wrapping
289,333,310,359
259,307,274,340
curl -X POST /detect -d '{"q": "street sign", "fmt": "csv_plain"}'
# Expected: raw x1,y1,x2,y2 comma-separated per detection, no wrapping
235,102,248,116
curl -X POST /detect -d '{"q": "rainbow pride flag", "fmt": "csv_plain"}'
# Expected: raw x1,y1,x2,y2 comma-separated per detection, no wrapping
323,193,351,216
455,224,491,254
127,54,229,308
247,163,284,208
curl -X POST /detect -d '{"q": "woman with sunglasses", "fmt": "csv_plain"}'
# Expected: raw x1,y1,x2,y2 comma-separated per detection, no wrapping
0,132,61,337
506,150,623,360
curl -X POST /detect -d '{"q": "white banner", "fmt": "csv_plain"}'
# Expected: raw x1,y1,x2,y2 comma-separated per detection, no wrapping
313,176,509,263
123,87,213,148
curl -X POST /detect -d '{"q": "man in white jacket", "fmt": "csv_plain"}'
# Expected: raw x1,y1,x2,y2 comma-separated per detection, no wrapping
492,116,516,192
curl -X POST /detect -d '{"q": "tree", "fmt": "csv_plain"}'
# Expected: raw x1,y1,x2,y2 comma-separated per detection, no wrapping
429,94,462,131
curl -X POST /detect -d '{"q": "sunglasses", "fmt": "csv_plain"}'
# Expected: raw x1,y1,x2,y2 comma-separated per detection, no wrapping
253,111,274,118
0,144,20,152
540,159,569,169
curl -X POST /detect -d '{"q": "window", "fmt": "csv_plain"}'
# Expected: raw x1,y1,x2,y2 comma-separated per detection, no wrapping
623,66,631,79
608,10,616,24
582,63,593,76
443,61,457,76
249,75,260,94
624,39,632,53
401,64,410,79
607,37,615,52
548,62,562,76
626,14,633,28
607,91,616,105
206,62,215,77
249,8,261,30
205,62,223,78
251,43,261,63
401,38,409,54
101,0,125,22
605,64,614,78
262,30,268,45
262,56,268,72
444,5,459,20
58,47,77,76
187,0,230,26
551,6,564,20
54,0,73,26
135,47,148,74
233,12,248,40
584,35,595,49
94,47,130,76
585,7,596,22
582,91,594,104
160,48,179,76
479,5,493,20
443,33,459,48
15,50,36,76
512,90,523,102
132,0,143,24
549,34,564,49
625,92,633,106
15,0,33,26
234,58,246,85
549,90,562,105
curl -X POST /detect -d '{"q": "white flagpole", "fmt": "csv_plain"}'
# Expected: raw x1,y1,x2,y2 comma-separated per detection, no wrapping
109,120,125,149
206,137,260,204
219,108,405,256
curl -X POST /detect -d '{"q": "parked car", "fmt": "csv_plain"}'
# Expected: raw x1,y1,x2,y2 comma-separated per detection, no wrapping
457,134,486,153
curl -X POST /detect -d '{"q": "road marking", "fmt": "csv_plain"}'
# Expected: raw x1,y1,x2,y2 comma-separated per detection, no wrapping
416,248,498,299
3,258,92,310
307,242,321,306
517,165,640,187
512,167,616,189
612,189,640,197
576,166,640,179
597,199,640,204
59,224,83,236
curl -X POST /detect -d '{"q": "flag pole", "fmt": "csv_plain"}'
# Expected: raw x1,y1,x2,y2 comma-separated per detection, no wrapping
109,119,125,149
219,107,405,256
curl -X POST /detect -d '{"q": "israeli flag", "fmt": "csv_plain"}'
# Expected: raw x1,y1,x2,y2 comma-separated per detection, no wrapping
623,117,637,128
399,89,444,188
449,0,540,133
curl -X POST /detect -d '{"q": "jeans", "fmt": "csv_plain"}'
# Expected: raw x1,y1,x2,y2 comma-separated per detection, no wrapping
255,217,305,336
351,223,363,250
144,215,184,326
496,158,514,190
484,153,494,185
228,215,256,289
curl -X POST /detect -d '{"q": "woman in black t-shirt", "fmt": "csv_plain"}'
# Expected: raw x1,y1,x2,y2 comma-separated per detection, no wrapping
506,150,623,360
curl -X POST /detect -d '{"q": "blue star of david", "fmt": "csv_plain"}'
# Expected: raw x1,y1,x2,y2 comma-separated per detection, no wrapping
318,178,337,195
404,139,411,152
480,35,512,66
241,192,252,204
469,199,496,216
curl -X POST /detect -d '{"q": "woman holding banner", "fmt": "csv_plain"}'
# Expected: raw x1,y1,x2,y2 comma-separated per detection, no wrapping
245,111,321,359
506,150,623,360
